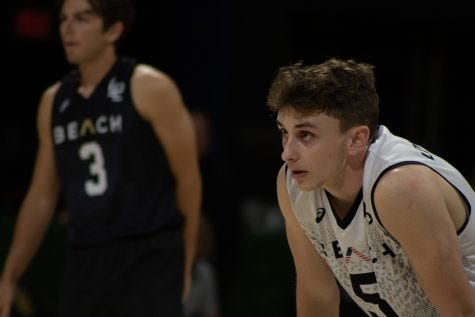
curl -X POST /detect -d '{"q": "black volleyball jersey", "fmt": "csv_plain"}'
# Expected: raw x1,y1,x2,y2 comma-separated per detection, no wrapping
51,58,183,246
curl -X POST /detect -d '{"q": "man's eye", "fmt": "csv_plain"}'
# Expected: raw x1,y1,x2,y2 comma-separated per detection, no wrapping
299,131,312,140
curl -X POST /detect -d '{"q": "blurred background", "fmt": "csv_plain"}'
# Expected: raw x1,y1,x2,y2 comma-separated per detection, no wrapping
1,0,474,316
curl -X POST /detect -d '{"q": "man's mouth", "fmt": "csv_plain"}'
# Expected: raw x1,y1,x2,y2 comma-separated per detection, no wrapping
291,170,307,179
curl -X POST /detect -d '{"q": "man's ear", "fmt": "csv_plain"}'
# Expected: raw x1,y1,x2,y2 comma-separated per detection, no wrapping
347,125,370,155
106,21,124,44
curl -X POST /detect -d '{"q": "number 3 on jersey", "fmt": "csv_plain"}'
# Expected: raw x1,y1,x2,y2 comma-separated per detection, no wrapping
79,141,108,196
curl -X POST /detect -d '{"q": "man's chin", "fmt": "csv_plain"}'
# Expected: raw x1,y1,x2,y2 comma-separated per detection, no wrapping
66,58,79,65
64,53,81,65
296,182,317,192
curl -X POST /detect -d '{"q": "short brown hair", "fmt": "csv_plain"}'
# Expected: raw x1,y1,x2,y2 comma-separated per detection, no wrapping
267,58,379,138
57,0,135,36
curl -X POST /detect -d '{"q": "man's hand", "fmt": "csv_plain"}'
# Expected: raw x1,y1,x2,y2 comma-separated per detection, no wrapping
0,278,17,317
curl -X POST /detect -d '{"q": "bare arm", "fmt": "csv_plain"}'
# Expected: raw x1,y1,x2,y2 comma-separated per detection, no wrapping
276,165,340,317
0,84,61,317
374,164,475,317
132,65,202,301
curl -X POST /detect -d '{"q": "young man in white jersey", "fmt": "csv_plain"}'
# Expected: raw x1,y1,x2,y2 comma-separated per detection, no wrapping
267,58,475,316
0,0,201,316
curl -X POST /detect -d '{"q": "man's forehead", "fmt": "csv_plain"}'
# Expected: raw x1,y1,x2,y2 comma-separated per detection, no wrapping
61,0,95,15
277,108,320,123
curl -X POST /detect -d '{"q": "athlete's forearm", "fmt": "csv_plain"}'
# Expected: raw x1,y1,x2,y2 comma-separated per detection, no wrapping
176,171,202,275
0,190,57,284
296,279,339,317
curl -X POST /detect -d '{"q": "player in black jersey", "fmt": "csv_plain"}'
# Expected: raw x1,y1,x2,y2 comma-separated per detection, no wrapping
0,0,201,316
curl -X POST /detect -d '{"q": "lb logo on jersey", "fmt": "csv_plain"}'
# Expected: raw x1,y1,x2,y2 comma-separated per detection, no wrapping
315,207,326,223
107,77,125,102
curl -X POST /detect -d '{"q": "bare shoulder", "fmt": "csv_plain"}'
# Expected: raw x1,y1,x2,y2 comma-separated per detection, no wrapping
37,82,61,119
33,82,62,143
375,164,441,202
132,63,177,91
130,64,184,120
276,163,287,198
277,163,286,184
373,164,450,238
277,164,293,218
41,82,61,105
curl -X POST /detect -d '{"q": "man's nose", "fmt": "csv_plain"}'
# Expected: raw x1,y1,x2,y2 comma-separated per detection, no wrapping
281,139,297,162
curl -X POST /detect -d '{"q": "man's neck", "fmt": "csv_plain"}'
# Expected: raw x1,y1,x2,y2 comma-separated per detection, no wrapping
323,151,366,218
77,48,117,98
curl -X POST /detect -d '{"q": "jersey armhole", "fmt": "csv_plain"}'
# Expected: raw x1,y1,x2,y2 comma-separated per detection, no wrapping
369,161,423,242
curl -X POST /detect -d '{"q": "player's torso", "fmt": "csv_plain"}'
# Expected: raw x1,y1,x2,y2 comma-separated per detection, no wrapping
290,185,438,316
52,58,137,198
285,125,475,316
50,58,180,245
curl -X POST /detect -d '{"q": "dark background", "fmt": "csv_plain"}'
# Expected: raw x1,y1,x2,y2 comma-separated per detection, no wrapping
1,1,474,316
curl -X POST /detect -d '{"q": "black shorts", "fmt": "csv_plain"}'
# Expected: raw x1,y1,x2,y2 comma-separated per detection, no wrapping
58,230,184,317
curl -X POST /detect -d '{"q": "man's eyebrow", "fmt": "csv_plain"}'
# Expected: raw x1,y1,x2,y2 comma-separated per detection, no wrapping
275,119,318,129
295,122,318,129
76,8,95,16
61,8,95,17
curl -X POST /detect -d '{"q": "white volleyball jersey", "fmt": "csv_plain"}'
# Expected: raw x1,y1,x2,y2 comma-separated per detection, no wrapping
286,125,475,317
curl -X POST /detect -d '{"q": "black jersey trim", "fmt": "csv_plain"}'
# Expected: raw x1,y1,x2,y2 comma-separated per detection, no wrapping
457,194,471,234
370,161,472,238
325,188,363,229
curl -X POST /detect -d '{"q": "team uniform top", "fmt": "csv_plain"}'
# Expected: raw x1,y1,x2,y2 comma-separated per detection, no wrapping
51,57,183,247
286,125,475,316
